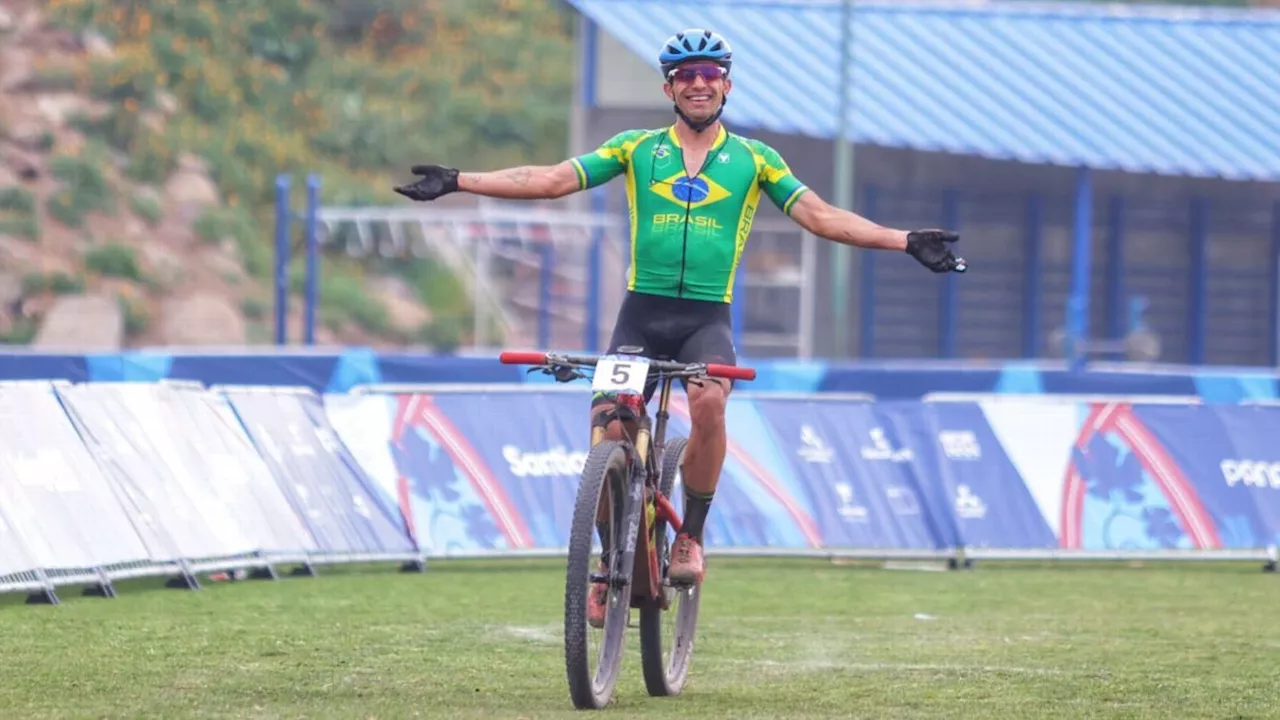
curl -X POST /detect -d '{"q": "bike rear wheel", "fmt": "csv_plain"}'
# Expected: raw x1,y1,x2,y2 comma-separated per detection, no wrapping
564,439,637,710
640,435,702,697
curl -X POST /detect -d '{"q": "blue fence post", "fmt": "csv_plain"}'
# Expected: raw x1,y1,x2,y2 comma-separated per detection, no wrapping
580,17,601,354
273,174,292,346
858,184,878,358
1272,201,1280,367
939,187,960,358
1188,197,1209,365
1067,167,1094,372
1105,195,1125,355
1024,193,1043,358
539,243,554,350
304,174,320,346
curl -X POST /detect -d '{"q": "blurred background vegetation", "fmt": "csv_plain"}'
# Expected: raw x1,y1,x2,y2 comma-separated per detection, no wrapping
13,0,576,349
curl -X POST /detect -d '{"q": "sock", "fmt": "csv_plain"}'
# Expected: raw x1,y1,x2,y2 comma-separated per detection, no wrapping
681,488,714,544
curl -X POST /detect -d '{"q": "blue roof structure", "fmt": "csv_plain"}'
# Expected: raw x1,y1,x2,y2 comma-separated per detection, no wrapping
567,0,1280,181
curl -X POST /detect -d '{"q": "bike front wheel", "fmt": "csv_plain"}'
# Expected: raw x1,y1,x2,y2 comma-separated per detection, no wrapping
564,439,637,710
640,435,702,697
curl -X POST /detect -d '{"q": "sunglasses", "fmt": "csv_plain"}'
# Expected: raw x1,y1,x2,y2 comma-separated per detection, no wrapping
667,64,726,84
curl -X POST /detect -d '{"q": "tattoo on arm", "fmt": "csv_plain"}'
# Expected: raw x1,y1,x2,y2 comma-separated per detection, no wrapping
505,167,533,186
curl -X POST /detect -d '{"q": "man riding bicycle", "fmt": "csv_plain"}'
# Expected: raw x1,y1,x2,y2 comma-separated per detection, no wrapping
394,28,965,626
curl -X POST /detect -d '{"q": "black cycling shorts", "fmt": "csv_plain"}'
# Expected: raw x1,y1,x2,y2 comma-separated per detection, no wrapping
593,291,737,406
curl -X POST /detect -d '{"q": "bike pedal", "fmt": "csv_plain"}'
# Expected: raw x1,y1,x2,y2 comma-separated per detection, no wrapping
589,572,610,584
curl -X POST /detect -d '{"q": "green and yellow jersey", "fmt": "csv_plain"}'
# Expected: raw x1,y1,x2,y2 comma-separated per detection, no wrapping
569,125,809,303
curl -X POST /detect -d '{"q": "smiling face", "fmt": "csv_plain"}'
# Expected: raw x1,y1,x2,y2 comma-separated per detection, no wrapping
663,61,731,125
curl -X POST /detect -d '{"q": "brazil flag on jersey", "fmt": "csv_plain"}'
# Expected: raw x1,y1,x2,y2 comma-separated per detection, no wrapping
570,125,809,303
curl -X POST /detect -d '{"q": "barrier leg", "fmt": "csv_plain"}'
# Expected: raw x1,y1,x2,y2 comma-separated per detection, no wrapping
25,588,59,605
290,561,318,577
166,559,202,590
399,558,427,573
81,582,118,598
249,565,281,581
26,570,61,604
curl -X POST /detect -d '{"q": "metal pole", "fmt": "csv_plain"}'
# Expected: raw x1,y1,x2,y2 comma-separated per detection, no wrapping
1067,167,1094,372
304,174,320,346
831,0,855,357
1187,197,1208,365
799,231,816,359
1023,193,1043,358
273,174,292,346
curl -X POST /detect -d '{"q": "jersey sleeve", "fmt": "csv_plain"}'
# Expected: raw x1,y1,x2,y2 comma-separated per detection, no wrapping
754,142,810,215
569,130,647,191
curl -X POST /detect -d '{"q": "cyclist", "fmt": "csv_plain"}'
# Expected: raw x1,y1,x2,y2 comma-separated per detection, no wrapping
394,28,965,626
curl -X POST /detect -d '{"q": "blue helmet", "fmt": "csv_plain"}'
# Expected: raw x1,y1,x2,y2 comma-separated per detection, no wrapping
658,28,733,78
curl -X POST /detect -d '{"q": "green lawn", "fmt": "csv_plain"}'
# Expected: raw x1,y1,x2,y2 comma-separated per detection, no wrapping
1,557,1276,719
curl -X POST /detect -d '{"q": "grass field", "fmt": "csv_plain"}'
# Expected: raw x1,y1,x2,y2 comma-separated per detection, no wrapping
1,557,1277,719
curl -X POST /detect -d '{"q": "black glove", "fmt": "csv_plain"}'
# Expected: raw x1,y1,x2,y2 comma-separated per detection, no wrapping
906,229,967,273
393,164,459,201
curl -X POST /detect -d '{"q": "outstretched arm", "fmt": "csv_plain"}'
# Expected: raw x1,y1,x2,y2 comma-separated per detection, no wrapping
394,161,581,203
457,161,581,200
787,191,907,251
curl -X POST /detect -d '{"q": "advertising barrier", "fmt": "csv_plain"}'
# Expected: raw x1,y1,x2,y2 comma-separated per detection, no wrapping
3,381,1278,606
58,382,267,582
328,386,1280,565
220,386,423,568
0,382,155,599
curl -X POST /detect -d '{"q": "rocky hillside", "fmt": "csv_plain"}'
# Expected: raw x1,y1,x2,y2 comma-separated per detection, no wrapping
0,0,575,350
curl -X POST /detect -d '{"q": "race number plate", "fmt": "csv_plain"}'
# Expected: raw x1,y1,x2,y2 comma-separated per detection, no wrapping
591,356,650,395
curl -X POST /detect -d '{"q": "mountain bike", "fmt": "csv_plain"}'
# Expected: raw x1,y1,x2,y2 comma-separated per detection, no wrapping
499,349,755,710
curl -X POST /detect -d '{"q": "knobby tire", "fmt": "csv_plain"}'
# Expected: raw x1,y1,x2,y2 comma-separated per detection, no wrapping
639,435,701,697
564,439,637,710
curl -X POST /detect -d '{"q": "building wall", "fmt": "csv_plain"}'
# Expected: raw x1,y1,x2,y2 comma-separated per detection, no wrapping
581,24,1280,366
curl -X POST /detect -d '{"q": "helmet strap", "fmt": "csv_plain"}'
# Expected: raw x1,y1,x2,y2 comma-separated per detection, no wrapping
673,96,726,133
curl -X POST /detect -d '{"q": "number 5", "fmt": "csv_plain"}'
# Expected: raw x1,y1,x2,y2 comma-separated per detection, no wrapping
611,363,631,386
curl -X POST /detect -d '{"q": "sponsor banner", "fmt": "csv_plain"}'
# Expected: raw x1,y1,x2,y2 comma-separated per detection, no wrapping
326,392,514,557
322,390,1280,556
926,402,1057,549
224,390,417,557
667,395,823,549
399,391,586,552
58,383,259,562
1058,402,1218,551
1129,404,1280,548
750,398,948,550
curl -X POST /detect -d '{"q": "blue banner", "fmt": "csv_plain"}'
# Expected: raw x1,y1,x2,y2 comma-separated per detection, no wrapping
751,399,947,550
926,402,1057,549
318,391,1280,559
1131,404,1280,549
420,391,589,551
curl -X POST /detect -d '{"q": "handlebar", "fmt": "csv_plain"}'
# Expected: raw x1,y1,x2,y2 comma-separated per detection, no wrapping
499,350,756,382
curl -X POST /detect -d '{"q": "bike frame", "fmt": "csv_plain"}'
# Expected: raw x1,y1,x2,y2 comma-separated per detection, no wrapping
587,372,683,606
499,350,753,605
